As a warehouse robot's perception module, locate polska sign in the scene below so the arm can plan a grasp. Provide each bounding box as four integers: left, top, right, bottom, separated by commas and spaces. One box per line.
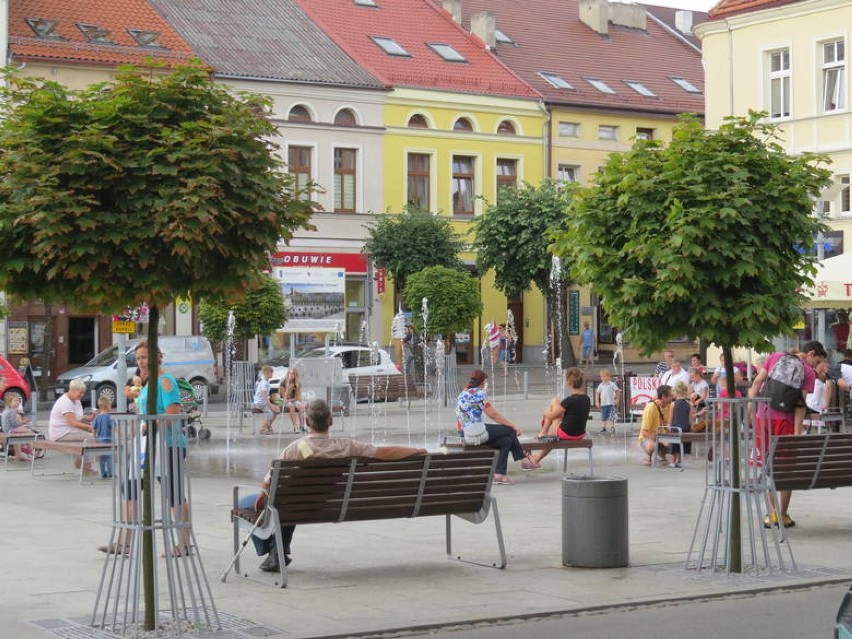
629, 376, 660, 405
269, 251, 368, 273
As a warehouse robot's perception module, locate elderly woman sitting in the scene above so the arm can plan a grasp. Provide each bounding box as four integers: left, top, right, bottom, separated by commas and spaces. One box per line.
48, 377, 96, 473
456, 369, 539, 485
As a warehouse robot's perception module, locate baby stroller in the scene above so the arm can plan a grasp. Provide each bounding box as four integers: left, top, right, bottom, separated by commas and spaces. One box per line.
177, 378, 211, 440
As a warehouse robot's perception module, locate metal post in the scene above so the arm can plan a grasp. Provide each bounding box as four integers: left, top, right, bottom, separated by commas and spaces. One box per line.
523, 371, 529, 399
116, 333, 128, 413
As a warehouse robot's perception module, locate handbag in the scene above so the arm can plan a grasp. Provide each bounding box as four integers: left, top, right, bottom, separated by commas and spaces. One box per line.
462, 422, 489, 445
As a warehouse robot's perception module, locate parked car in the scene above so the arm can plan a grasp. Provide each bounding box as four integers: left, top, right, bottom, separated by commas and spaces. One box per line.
54, 336, 218, 406
0, 354, 32, 405
267, 344, 400, 395
837, 583, 852, 639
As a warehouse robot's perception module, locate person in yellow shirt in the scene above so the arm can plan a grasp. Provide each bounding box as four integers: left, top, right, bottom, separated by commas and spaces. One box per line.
638, 385, 674, 466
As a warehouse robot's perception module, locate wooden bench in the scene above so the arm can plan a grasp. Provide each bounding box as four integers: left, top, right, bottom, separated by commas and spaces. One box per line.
224, 450, 503, 588
31, 438, 113, 483
349, 374, 424, 405
767, 432, 852, 493
0, 431, 44, 470
442, 436, 594, 475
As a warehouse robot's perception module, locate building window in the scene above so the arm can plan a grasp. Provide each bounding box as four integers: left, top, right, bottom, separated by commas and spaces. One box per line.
585, 77, 616, 94
497, 120, 516, 135
822, 40, 846, 112
407, 153, 430, 211
495, 29, 514, 45
635, 127, 655, 140
768, 48, 791, 119
288, 146, 312, 198
558, 122, 580, 137
452, 155, 475, 216
334, 148, 357, 213
496, 159, 517, 201
625, 80, 656, 97
539, 72, 573, 89
428, 43, 467, 62
838, 174, 851, 215
334, 108, 358, 126
370, 36, 410, 56
407, 114, 429, 128
288, 105, 313, 122
598, 125, 618, 140
557, 164, 580, 183
453, 117, 473, 131
670, 76, 702, 94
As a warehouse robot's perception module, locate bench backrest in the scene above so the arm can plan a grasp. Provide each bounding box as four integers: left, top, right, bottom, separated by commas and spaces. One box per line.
269, 450, 497, 526
769, 433, 852, 491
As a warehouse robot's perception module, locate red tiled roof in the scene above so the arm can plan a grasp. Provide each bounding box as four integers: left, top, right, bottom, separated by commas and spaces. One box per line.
708, 0, 804, 19
293, 0, 540, 99
9, 0, 196, 68
461, 0, 705, 116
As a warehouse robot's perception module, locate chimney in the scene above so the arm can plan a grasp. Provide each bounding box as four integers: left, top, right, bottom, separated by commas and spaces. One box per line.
609, 2, 646, 30
442, 0, 462, 23
470, 11, 496, 49
579, 0, 608, 35
675, 10, 694, 34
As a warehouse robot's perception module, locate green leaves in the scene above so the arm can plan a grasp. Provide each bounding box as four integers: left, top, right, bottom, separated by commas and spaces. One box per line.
403, 266, 483, 337
0, 64, 315, 313
198, 275, 286, 345
552, 112, 832, 355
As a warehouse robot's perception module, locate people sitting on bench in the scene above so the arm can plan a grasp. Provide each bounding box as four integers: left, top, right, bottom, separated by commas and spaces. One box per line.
253, 366, 282, 435
532, 367, 591, 464
1, 394, 36, 462
49, 377, 96, 473
667, 381, 695, 469
239, 399, 425, 573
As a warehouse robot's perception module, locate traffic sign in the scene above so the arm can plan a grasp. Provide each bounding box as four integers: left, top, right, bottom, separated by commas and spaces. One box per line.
112, 320, 135, 334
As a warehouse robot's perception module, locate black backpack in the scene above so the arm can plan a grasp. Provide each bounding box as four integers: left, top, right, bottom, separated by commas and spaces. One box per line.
762, 353, 804, 412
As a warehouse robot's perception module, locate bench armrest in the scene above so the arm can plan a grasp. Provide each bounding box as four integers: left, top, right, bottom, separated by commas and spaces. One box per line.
232, 483, 262, 509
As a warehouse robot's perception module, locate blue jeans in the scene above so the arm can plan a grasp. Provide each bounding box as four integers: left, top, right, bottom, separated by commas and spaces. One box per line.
238, 493, 295, 557
99, 454, 113, 478
485, 423, 525, 474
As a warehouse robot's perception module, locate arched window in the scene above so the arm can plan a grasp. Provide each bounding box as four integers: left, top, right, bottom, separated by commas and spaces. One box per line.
288, 105, 312, 122
407, 114, 429, 128
334, 109, 358, 126
497, 120, 516, 135
453, 117, 473, 131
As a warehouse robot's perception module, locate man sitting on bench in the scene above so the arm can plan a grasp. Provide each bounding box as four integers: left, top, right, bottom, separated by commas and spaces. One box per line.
239, 399, 426, 572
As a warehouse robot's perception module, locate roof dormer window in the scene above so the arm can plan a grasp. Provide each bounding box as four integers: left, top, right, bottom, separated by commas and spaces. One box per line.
428, 43, 467, 63
25, 17, 62, 39
355, 0, 378, 5
370, 36, 410, 57
128, 29, 163, 47
586, 78, 616, 94
77, 23, 114, 44
495, 30, 514, 45
625, 80, 656, 97
539, 72, 573, 90
670, 76, 702, 94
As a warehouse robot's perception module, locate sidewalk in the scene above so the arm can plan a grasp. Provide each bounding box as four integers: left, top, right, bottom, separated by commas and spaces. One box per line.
2, 386, 851, 639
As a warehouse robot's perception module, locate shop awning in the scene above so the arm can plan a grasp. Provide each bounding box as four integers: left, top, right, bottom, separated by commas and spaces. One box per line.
804, 252, 852, 308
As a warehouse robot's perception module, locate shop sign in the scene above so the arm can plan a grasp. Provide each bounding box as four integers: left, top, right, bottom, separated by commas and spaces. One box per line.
269, 251, 368, 273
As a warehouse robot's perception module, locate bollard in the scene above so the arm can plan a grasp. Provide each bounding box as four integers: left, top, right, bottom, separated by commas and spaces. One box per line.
563, 475, 628, 568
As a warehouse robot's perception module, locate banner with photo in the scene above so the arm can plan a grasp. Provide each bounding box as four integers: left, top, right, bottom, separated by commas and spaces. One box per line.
274, 267, 346, 334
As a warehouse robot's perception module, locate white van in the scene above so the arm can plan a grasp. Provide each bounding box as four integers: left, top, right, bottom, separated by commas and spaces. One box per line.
54, 336, 218, 406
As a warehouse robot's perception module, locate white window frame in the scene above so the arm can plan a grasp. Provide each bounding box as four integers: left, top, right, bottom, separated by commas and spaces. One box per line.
586, 77, 616, 94
598, 125, 618, 141
370, 36, 410, 57
428, 43, 467, 62
670, 76, 702, 94
767, 47, 791, 119
822, 39, 846, 113
625, 80, 656, 97
558, 122, 581, 137
837, 173, 851, 216
557, 164, 580, 183
539, 72, 573, 90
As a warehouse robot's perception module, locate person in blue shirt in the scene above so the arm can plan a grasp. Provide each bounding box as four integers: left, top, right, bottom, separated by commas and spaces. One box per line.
581, 322, 595, 368
92, 396, 114, 478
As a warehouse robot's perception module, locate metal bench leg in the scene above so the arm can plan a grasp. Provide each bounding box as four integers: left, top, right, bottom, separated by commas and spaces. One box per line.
446, 495, 506, 569
588, 448, 594, 476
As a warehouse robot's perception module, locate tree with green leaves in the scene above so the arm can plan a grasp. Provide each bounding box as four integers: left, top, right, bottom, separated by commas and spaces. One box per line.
364, 206, 464, 301
474, 178, 577, 365
404, 266, 482, 341
199, 274, 286, 357
0, 63, 314, 628
552, 112, 832, 573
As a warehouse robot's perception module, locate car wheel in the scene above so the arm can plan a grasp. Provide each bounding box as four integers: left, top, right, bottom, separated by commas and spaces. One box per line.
2, 388, 25, 407
190, 379, 208, 401
96, 383, 117, 408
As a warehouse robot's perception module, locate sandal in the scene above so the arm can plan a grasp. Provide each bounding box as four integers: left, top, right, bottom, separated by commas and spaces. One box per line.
493, 474, 515, 485
161, 545, 192, 558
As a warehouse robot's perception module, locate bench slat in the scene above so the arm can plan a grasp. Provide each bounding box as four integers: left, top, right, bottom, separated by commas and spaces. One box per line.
769, 433, 852, 492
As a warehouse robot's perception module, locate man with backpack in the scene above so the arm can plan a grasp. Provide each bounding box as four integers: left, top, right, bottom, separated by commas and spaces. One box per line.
748, 340, 827, 529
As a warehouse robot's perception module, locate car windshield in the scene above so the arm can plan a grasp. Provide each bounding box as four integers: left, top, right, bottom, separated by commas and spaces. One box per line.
84, 345, 120, 367
300, 348, 341, 360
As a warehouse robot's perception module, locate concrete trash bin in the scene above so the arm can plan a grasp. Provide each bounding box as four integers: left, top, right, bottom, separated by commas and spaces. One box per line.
562, 475, 628, 568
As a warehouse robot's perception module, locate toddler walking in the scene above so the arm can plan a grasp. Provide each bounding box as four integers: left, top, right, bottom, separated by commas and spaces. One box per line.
92, 396, 114, 478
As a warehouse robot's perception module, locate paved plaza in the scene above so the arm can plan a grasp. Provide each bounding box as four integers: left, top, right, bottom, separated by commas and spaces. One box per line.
2, 373, 850, 638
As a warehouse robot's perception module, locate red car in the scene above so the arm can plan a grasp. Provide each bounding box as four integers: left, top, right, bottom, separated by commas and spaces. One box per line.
0, 354, 31, 405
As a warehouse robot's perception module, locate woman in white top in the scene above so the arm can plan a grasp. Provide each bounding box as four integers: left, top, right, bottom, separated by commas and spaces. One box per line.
48, 377, 95, 471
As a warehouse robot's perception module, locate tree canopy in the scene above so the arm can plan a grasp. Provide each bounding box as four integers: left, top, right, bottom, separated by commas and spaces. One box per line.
552, 112, 832, 356
363, 206, 464, 293
474, 178, 575, 298
404, 266, 482, 339
0, 63, 315, 312
199, 274, 286, 345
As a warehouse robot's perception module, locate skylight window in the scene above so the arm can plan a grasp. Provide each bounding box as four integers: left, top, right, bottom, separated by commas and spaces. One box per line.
428, 43, 467, 62
370, 36, 410, 57
495, 30, 514, 45
539, 72, 573, 90
77, 23, 113, 44
671, 76, 702, 93
625, 80, 656, 97
128, 29, 162, 47
25, 17, 62, 38
355, 0, 378, 6
586, 78, 616, 94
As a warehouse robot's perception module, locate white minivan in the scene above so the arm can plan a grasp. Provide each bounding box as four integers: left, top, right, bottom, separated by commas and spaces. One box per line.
54, 336, 218, 406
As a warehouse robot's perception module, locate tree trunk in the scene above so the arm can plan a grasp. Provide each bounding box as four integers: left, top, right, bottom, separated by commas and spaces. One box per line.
722, 344, 741, 574
143, 307, 160, 630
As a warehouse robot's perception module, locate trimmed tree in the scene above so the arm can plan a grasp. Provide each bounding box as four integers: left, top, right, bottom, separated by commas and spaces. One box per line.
199, 273, 287, 357
552, 112, 831, 572
363, 206, 464, 300
403, 266, 483, 341
0, 64, 314, 627
474, 178, 577, 365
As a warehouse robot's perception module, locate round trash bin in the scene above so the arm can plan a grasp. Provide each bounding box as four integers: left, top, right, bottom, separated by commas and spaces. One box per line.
562, 475, 628, 568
